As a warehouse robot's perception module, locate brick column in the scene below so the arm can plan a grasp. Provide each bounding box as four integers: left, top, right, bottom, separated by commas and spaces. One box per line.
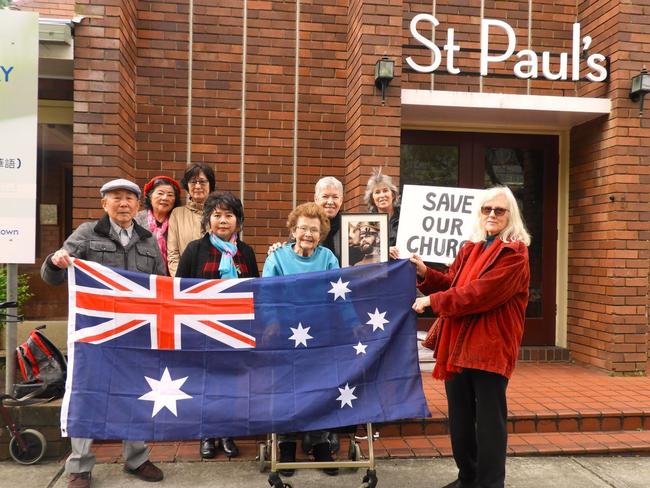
568, 0, 650, 374
345, 0, 403, 210
73, 1, 139, 225
136, 0, 190, 183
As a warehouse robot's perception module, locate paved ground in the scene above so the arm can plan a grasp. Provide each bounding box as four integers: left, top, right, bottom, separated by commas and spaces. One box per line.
3, 456, 650, 488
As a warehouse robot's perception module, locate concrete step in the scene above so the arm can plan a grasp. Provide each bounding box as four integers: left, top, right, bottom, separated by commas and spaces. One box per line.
374, 408, 650, 438
9, 399, 649, 464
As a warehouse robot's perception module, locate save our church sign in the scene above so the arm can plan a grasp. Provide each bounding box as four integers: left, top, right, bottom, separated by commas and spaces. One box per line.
396, 185, 485, 265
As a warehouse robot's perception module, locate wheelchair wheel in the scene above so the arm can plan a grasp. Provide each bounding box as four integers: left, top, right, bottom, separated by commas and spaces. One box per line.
347, 440, 362, 472
9, 429, 47, 465
348, 440, 362, 461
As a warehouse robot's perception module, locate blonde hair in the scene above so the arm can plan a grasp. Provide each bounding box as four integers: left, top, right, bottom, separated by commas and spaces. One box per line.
286, 202, 330, 243
468, 186, 531, 246
363, 167, 400, 212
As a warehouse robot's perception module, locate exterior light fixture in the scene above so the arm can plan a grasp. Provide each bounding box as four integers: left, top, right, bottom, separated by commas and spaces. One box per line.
374, 55, 394, 104
629, 67, 650, 116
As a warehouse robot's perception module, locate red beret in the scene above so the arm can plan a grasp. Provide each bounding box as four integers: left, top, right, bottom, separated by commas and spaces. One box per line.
142, 176, 181, 197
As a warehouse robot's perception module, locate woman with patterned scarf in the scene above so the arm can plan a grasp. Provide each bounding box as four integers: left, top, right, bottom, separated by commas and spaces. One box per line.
176, 191, 259, 460
411, 186, 531, 488
135, 175, 181, 274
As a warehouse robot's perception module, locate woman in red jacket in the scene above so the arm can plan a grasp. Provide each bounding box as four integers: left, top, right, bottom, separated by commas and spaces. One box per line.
411, 186, 530, 488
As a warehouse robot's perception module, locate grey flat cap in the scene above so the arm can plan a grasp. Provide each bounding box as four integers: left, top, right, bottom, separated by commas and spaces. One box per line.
100, 178, 141, 198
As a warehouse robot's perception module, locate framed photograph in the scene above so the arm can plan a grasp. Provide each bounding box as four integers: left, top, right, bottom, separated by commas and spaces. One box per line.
340, 213, 389, 268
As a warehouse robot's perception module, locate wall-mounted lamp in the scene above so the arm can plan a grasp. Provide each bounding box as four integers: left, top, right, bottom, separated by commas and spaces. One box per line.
629, 67, 650, 116
374, 56, 394, 104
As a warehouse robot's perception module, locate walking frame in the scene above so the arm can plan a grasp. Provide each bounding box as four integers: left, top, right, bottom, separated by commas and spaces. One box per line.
259, 422, 379, 488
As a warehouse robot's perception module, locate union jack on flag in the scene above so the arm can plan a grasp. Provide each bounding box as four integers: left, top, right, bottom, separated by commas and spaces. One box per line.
70, 258, 256, 350
62, 258, 430, 441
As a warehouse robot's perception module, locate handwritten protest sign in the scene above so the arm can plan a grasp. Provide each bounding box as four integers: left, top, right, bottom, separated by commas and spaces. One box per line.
396, 185, 485, 264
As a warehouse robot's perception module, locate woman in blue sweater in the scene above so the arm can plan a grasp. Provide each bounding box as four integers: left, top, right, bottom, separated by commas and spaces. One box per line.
262, 202, 339, 476
263, 202, 338, 276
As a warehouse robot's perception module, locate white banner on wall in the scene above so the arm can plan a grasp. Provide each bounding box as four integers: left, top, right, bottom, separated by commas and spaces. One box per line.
0, 10, 39, 263
396, 185, 485, 264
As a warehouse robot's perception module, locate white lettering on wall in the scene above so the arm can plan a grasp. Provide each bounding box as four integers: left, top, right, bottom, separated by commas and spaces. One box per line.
405, 14, 442, 73
480, 19, 516, 76
407, 14, 608, 82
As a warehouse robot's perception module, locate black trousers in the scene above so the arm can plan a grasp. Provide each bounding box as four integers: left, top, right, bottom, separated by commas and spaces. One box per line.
445, 368, 509, 488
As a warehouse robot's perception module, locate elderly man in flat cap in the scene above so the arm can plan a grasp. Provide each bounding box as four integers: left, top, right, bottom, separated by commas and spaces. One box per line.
41, 178, 165, 488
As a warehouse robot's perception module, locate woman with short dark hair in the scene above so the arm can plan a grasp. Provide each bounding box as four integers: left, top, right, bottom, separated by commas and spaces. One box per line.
176, 191, 258, 459
167, 163, 216, 276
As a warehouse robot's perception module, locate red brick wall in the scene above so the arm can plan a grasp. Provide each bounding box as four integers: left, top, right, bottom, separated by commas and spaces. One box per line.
135, 0, 189, 188
296, 0, 347, 204
12, 0, 75, 18
345, 0, 402, 209
72, 1, 139, 224
119, 0, 138, 180
568, 0, 650, 374
74, 0, 349, 250
240, 0, 348, 247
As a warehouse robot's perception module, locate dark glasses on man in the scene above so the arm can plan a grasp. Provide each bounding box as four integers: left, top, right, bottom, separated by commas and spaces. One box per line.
481, 206, 509, 217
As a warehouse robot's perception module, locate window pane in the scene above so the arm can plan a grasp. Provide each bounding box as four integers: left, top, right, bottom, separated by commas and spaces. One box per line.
485, 147, 544, 318
400, 144, 459, 190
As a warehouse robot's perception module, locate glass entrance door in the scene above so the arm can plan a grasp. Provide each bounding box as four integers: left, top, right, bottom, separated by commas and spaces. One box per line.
401, 131, 558, 346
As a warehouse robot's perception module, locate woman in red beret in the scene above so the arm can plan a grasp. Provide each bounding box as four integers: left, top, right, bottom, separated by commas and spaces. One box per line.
135, 175, 182, 275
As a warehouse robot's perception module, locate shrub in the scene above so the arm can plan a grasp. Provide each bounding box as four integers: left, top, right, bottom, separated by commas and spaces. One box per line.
0, 264, 33, 319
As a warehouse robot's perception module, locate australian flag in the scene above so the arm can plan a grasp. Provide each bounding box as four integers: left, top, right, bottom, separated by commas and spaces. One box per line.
61, 258, 431, 440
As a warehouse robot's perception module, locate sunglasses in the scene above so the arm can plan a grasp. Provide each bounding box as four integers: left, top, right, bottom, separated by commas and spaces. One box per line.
481, 206, 509, 217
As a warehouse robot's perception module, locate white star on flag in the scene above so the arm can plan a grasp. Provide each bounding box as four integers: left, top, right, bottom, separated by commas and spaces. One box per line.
138, 367, 192, 417
289, 322, 313, 348
337, 383, 357, 408
353, 342, 367, 355
328, 277, 351, 301
366, 308, 389, 331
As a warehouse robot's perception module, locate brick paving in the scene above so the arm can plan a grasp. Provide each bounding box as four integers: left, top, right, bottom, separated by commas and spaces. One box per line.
92, 362, 650, 463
